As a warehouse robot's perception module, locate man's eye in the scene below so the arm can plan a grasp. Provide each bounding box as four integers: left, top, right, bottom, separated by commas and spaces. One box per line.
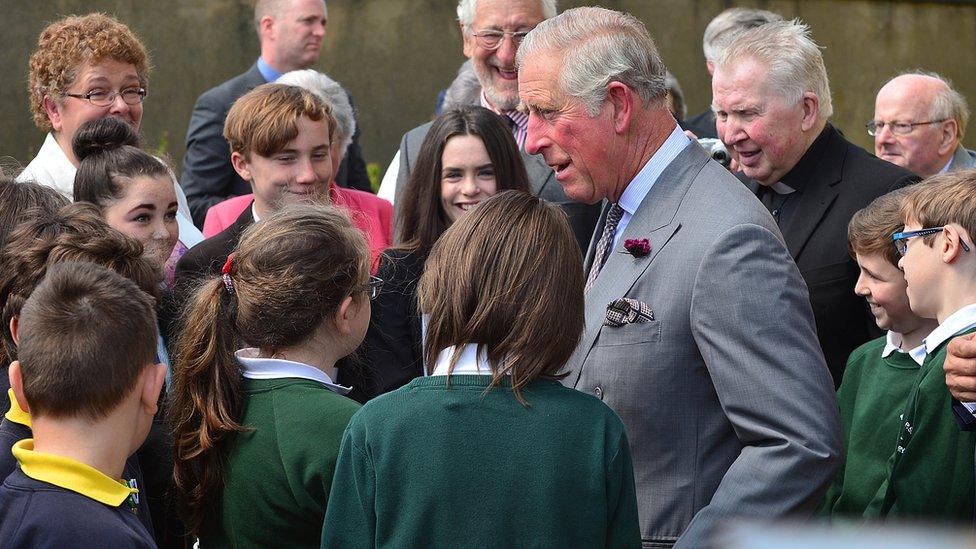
275, 156, 295, 162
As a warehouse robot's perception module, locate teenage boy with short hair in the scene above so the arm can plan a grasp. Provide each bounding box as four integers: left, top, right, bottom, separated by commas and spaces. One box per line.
864, 171, 976, 521
0, 262, 167, 547
820, 186, 938, 518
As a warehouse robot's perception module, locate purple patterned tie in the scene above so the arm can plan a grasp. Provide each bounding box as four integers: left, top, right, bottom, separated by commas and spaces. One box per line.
585, 203, 624, 293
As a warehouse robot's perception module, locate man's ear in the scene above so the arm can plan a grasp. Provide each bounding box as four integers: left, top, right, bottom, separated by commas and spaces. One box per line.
460, 23, 474, 59
42, 96, 62, 133
259, 15, 276, 41
332, 295, 355, 337
140, 363, 167, 416
230, 151, 252, 182
606, 82, 636, 134
9, 315, 20, 346
9, 361, 29, 414
938, 119, 959, 156
799, 92, 821, 132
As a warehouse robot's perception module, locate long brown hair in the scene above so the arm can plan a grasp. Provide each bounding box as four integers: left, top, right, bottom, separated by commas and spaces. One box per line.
417, 190, 584, 404
169, 205, 368, 536
397, 105, 530, 257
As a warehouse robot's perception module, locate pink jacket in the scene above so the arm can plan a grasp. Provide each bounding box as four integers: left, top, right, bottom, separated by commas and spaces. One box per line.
202, 183, 393, 272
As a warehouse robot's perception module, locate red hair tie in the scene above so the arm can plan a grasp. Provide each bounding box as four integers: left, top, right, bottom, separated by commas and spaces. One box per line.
221, 253, 236, 295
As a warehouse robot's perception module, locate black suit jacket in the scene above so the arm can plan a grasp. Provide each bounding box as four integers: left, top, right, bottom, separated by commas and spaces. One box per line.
180, 63, 371, 227
175, 206, 254, 300
743, 124, 919, 385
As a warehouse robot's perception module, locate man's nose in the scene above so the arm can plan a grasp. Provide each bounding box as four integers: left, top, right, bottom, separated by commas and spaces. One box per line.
525, 115, 546, 155
495, 34, 518, 66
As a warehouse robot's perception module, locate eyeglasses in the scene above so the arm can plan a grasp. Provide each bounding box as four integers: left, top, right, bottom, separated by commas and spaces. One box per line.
364, 276, 383, 300
468, 28, 530, 50
892, 226, 972, 255
865, 119, 947, 136
63, 87, 147, 107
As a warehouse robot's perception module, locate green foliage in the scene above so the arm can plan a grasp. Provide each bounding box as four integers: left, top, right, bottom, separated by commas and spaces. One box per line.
367, 162, 381, 193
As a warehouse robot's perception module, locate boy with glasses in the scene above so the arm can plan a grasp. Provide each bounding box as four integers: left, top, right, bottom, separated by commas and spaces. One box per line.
820, 187, 938, 518
863, 171, 976, 521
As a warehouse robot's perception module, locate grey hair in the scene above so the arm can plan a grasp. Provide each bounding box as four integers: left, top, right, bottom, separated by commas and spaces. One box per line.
516, 7, 668, 116
702, 7, 782, 65
895, 70, 970, 140
277, 69, 356, 156
442, 60, 482, 111
716, 20, 833, 119
456, 0, 557, 27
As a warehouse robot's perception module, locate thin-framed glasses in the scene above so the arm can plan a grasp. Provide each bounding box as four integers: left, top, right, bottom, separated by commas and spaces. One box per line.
892, 226, 972, 255
469, 29, 530, 50
364, 276, 383, 300
865, 119, 947, 136
63, 87, 147, 107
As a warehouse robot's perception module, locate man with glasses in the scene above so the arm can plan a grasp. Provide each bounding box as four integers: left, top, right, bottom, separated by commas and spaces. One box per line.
871, 72, 976, 178
380, 0, 600, 253
711, 21, 919, 385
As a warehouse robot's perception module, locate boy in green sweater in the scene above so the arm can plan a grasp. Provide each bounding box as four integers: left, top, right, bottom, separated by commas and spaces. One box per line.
863, 171, 976, 520
821, 187, 937, 518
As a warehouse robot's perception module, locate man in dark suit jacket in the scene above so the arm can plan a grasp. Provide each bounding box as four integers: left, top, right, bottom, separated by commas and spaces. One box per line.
382, 0, 600, 253
180, 0, 370, 227
712, 21, 919, 386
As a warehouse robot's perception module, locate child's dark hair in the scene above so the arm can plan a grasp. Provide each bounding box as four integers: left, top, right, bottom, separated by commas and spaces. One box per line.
17, 261, 157, 419
848, 186, 916, 268
0, 177, 69, 250
169, 205, 369, 536
72, 117, 171, 207
0, 202, 160, 366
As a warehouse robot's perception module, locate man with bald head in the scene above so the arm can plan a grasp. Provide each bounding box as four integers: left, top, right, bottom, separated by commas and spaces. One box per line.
180, 0, 370, 226
871, 72, 975, 177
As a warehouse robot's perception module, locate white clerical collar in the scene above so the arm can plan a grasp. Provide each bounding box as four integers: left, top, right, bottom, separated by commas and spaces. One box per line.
924, 303, 976, 355
429, 344, 495, 376
882, 331, 926, 366
769, 181, 796, 195
618, 124, 691, 217
235, 348, 350, 395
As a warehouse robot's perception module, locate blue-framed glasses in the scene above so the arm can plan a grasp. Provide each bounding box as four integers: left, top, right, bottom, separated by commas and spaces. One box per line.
892, 226, 972, 256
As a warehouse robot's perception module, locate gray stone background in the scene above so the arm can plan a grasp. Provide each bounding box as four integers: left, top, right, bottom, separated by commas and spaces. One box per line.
3, 0, 975, 182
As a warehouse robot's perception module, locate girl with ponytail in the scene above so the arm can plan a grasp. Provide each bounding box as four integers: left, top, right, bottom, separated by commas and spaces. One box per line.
169, 205, 370, 546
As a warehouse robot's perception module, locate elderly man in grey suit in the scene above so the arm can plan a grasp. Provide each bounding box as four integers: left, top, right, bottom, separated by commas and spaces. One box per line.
872, 72, 976, 177
380, 0, 600, 252
517, 8, 841, 548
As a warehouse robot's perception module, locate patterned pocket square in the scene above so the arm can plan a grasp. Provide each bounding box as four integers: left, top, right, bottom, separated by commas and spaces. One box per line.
604, 298, 655, 327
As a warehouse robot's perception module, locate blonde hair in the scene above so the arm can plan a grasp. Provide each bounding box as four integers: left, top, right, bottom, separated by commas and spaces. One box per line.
224, 83, 335, 159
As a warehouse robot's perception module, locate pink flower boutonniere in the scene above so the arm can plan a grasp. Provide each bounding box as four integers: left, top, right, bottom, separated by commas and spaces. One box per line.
622, 238, 651, 258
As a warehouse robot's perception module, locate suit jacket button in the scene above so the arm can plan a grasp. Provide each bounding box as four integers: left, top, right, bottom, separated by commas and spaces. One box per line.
594, 386, 604, 399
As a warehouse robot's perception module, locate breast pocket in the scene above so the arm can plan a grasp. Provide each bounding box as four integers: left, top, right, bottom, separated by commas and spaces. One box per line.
594, 320, 662, 347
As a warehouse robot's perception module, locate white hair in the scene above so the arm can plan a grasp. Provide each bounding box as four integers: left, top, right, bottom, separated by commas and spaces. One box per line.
277, 69, 356, 156
701, 7, 782, 65
716, 20, 833, 119
456, 0, 557, 27
516, 7, 668, 116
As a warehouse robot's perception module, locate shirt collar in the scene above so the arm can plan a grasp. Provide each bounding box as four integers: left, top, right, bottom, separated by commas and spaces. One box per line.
430, 344, 494, 376
256, 57, 282, 83
618, 124, 691, 216
939, 156, 953, 175
250, 202, 262, 223
479, 90, 528, 137
12, 439, 138, 507
924, 303, 976, 355
4, 389, 31, 428
882, 331, 926, 366
235, 348, 351, 395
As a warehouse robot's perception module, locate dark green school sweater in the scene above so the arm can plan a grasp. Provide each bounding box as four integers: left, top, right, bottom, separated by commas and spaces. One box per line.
320, 375, 641, 549
202, 378, 361, 548
863, 328, 976, 521
819, 335, 920, 518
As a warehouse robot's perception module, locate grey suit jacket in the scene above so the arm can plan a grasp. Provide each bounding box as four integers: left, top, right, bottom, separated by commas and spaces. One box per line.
393, 120, 601, 253
572, 143, 842, 548
950, 144, 976, 171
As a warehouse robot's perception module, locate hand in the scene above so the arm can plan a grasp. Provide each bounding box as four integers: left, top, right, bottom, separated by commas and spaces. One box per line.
945, 332, 976, 401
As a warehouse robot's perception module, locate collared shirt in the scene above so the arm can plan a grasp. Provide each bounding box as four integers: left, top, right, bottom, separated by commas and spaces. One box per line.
4, 389, 31, 428
480, 90, 528, 149
256, 57, 281, 83
881, 331, 926, 367
938, 158, 953, 175
922, 304, 976, 414
613, 124, 691, 249
235, 348, 351, 395
12, 439, 138, 507
429, 344, 495, 376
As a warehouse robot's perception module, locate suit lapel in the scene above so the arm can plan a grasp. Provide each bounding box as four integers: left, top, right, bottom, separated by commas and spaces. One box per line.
522, 151, 554, 196
571, 145, 707, 383
780, 129, 844, 260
